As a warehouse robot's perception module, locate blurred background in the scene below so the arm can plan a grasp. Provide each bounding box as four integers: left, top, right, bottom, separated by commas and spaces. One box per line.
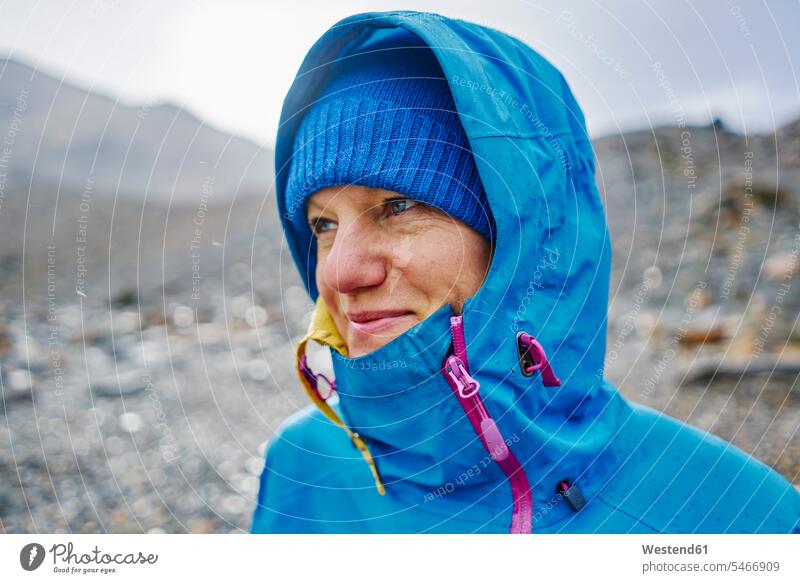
0, 0, 798, 533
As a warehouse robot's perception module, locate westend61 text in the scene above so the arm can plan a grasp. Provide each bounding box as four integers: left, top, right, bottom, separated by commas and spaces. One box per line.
642, 544, 708, 555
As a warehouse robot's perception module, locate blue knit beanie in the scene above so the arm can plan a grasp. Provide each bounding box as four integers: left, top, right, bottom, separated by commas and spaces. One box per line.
284, 40, 494, 240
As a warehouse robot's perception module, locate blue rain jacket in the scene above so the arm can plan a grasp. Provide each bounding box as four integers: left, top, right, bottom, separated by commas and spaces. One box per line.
252, 10, 800, 533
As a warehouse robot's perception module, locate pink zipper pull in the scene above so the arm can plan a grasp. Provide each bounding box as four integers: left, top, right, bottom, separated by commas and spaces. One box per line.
479, 417, 510, 462
444, 355, 480, 398
299, 354, 336, 400
517, 332, 561, 387
444, 355, 508, 461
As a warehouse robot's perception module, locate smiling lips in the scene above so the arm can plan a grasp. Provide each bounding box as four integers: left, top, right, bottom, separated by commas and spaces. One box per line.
346, 310, 415, 335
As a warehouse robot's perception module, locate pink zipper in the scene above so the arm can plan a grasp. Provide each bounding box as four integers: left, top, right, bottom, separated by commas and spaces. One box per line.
441, 315, 533, 534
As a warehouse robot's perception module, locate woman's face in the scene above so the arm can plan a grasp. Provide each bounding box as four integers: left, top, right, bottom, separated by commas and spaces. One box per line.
307, 185, 492, 357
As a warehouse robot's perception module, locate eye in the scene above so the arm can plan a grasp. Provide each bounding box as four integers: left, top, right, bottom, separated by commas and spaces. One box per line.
308, 217, 336, 236
386, 197, 421, 215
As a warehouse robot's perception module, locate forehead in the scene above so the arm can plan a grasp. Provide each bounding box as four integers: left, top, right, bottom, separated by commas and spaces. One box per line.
306, 185, 406, 214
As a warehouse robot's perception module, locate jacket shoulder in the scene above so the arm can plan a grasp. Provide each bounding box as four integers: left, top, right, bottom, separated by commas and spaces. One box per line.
250, 404, 375, 533
599, 402, 800, 533
271, 403, 353, 455
258, 403, 371, 491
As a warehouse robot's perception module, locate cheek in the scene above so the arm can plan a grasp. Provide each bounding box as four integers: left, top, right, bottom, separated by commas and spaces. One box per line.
315, 252, 337, 307
402, 228, 478, 297
436, 229, 491, 298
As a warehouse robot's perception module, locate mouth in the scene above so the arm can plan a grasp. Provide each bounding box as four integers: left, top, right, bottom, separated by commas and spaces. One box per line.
346, 310, 416, 336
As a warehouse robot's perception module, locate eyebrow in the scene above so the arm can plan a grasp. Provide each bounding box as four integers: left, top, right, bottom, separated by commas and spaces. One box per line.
306, 190, 406, 218
305, 200, 327, 220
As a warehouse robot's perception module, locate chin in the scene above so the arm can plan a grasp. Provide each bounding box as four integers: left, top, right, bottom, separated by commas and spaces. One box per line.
348, 326, 412, 357
348, 337, 394, 358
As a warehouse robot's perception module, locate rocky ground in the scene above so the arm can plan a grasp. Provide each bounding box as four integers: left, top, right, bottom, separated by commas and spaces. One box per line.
1, 119, 798, 533
0, 302, 306, 533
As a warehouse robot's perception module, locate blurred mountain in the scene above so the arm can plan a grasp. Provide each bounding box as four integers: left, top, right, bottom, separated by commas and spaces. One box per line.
0, 56, 273, 200
0, 56, 293, 310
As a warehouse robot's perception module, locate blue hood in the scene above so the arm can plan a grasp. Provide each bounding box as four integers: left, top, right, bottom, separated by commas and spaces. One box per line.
274, 9, 625, 527
259, 10, 800, 533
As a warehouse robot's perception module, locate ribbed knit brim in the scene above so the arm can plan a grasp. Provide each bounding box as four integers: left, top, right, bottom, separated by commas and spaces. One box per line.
283, 41, 494, 241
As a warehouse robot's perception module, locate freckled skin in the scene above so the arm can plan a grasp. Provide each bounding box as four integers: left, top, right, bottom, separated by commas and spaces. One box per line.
307, 185, 493, 357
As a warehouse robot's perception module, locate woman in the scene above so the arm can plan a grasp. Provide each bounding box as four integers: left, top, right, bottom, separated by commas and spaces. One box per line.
251, 10, 800, 533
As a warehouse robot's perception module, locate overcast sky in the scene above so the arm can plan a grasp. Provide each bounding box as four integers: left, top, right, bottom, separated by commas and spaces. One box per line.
1, 0, 798, 147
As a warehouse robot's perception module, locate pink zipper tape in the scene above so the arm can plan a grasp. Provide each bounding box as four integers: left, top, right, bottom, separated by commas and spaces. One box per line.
442, 315, 533, 534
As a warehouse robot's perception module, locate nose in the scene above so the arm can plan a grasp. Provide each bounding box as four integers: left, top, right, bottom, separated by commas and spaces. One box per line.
322, 219, 387, 294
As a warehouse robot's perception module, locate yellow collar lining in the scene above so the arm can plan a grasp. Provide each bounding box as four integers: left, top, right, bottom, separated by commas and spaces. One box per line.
294, 296, 385, 495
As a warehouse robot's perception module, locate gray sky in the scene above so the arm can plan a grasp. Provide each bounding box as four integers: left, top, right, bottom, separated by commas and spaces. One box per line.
1, 0, 798, 147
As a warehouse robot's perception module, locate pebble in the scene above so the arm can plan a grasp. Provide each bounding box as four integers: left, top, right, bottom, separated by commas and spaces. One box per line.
118, 412, 143, 433
173, 305, 195, 328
